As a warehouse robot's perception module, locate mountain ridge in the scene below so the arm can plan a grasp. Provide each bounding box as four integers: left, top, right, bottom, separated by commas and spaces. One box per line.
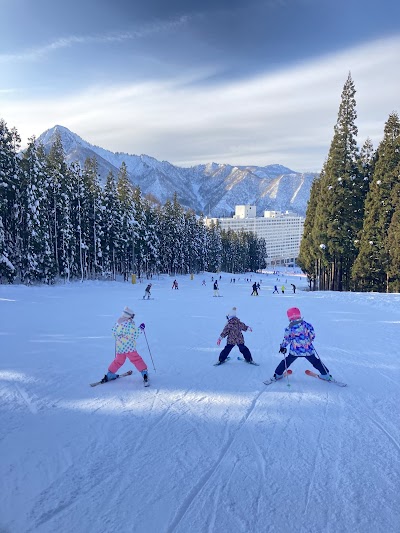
37, 125, 317, 216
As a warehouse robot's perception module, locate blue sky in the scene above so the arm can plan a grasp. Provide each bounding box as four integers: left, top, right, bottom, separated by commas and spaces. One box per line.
1, 0, 400, 171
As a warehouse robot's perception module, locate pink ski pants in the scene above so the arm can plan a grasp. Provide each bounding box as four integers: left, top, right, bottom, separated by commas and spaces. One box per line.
108, 351, 147, 373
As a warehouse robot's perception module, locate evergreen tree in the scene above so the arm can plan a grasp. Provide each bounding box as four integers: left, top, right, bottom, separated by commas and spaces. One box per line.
297, 176, 322, 289
20, 138, 54, 283
80, 157, 103, 279
0, 120, 21, 281
352, 113, 400, 291
311, 73, 362, 290
387, 163, 400, 292
206, 221, 222, 273
46, 131, 72, 278
102, 170, 120, 279
116, 162, 135, 280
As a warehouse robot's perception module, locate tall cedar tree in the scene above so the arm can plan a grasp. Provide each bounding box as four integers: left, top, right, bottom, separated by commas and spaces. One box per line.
297, 175, 322, 289
20, 139, 54, 283
311, 73, 362, 290
387, 161, 400, 291
116, 162, 136, 280
0, 120, 20, 280
352, 112, 400, 291
101, 170, 120, 279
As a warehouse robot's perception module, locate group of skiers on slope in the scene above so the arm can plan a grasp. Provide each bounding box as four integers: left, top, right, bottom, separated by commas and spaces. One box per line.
215, 305, 331, 380
100, 302, 332, 386
273, 284, 296, 294
251, 282, 261, 296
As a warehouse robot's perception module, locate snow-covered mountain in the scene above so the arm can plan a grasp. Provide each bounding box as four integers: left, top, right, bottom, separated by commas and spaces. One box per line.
37, 125, 318, 216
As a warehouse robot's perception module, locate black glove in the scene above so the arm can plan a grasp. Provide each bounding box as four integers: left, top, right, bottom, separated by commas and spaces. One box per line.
279, 346, 287, 354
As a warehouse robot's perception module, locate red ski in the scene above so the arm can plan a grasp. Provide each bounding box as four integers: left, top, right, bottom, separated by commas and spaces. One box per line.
305, 369, 347, 387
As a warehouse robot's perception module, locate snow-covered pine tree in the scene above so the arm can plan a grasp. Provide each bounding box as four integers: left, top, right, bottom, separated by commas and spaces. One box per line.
0, 119, 21, 282
80, 157, 103, 279
297, 176, 322, 290
20, 138, 54, 283
101, 170, 120, 280
352, 112, 400, 291
311, 73, 361, 291
116, 162, 135, 281
206, 220, 222, 273
46, 131, 73, 278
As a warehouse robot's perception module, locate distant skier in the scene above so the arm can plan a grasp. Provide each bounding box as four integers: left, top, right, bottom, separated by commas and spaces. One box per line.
272, 285, 279, 294
202, 280, 206, 286
251, 282, 258, 296
272, 307, 331, 381
213, 280, 220, 297
101, 306, 149, 386
216, 307, 254, 365
291, 283, 296, 294
143, 283, 152, 299
172, 280, 178, 290
281, 285, 285, 294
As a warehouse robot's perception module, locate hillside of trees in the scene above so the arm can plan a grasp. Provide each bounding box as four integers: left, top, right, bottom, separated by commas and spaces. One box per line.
298, 73, 400, 293
0, 123, 267, 284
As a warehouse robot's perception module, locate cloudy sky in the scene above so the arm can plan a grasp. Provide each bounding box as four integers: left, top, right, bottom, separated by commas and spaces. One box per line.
1, 0, 400, 172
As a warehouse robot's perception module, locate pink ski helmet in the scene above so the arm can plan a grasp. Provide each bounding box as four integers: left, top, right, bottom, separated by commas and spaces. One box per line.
287, 307, 301, 321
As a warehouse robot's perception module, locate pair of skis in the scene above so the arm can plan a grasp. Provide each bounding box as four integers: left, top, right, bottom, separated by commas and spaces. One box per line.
214, 356, 259, 366
90, 370, 150, 388
263, 369, 347, 387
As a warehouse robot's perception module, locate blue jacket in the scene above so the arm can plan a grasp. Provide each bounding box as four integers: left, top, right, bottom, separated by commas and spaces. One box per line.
280, 319, 315, 357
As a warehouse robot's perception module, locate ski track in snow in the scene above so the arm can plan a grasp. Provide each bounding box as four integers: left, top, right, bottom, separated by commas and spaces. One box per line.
166, 387, 265, 533
303, 390, 329, 516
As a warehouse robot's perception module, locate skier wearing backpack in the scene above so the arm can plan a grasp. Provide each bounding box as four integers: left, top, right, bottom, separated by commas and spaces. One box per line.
101, 306, 149, 386
215, 307, 255, 365
273, 307, 331, 380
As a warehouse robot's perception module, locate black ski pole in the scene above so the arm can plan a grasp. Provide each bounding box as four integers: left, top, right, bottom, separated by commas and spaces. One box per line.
282, 349, 291, 388
313, 346, 330, 375
143, 330, 156, 372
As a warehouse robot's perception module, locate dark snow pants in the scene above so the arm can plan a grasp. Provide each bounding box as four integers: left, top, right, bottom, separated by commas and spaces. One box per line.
219, 343, 252, 363
274, 353, 329, 376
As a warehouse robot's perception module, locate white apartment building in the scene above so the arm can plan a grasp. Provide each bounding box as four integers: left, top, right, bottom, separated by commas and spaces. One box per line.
206, 205, 305, 265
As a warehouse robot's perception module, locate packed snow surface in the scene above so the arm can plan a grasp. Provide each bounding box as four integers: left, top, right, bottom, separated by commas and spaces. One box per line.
1, 270, 399, 533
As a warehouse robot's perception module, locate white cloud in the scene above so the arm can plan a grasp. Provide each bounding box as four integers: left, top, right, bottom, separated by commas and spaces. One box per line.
3, 35, 400, 172
0, 16, 190, 63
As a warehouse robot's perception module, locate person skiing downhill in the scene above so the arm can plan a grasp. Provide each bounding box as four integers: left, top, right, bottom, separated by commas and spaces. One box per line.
251, 282, 258, 296
101, 306, 149, 385
216, 307, 254, 364
273, 307, 331, 380
213, 280, 220, 297
143, 283, 152, 299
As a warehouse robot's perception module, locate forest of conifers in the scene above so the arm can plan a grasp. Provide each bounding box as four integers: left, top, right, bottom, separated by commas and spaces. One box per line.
0, 120, 267, 284
298, 74, 400, 292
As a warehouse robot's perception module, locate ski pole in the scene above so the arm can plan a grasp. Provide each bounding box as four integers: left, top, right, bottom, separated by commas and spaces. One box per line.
282, 348, 291, 388
313, 346, 330, 376
143, 330, 156, 372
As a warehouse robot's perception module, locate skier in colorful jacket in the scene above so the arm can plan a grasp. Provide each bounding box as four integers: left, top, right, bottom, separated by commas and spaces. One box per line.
102, 306, 149, 384
216, 307, 253, 363
274, 307, 331, 380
